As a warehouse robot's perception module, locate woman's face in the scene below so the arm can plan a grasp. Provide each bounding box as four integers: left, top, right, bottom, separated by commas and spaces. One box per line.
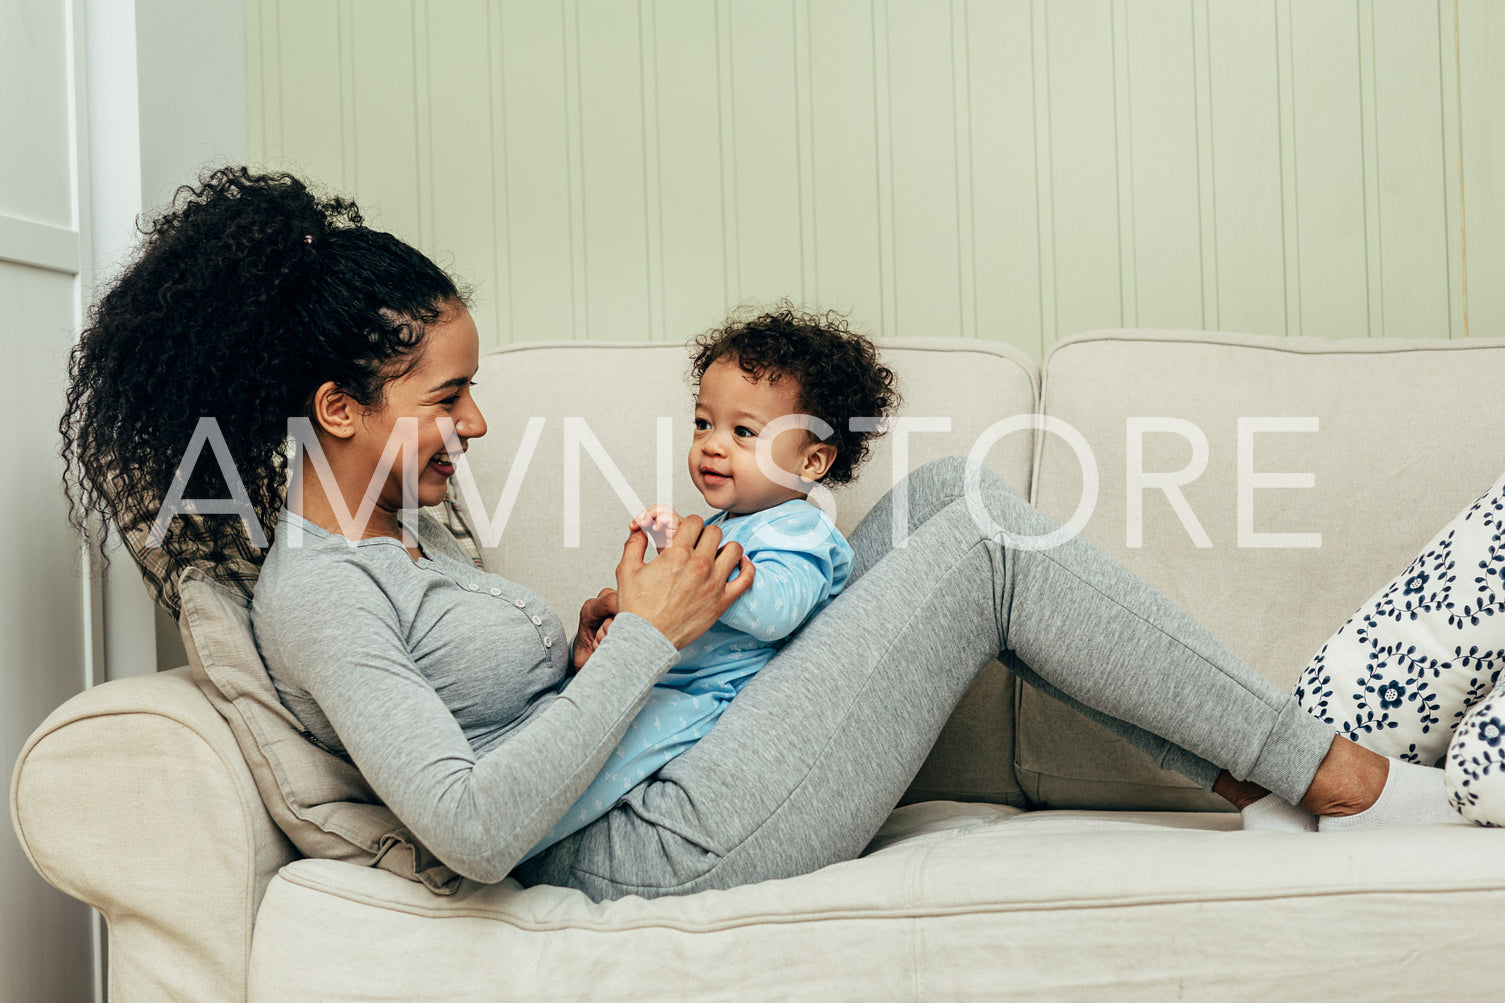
351, 304, 488, 518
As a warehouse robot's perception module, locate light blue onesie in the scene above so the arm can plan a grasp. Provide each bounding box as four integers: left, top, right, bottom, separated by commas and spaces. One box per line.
523, 499, 853, 860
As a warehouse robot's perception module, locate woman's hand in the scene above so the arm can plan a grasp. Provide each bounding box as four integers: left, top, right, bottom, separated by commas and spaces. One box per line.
571, 587, 618, 672
615, 515, 755, 649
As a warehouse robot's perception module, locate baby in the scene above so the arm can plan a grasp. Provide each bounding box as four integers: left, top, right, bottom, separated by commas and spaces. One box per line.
523, 305, 899, 860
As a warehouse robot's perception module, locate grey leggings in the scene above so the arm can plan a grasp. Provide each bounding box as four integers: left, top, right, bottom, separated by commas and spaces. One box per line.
516, 457, 1335, 900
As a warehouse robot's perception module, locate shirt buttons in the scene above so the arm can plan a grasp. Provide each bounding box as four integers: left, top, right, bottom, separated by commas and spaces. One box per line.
543, 636, 553, 648
531, 615, 543, 626
466, 583, 480, 592
513, 599, 527, 609
490, 588, 503, 597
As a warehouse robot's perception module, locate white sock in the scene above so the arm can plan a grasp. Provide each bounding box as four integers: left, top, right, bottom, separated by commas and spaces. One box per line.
1318, 759, 1470, 831
1241, 793, 1317, 832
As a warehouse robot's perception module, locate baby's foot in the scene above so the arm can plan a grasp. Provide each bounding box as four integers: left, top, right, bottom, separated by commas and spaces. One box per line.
1318, 759, 1469, 831
1444, 680, 1505, 826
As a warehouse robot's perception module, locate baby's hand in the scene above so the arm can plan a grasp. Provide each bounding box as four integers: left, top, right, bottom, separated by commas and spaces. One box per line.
630, 505, 682, 551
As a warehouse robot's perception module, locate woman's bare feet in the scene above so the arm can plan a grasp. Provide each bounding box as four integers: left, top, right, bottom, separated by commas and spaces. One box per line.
1218, 737, 1386, 816
1213, 772, 1270, 811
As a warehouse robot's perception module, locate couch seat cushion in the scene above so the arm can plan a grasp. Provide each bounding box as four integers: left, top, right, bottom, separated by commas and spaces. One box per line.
249, 802, 1505, 1000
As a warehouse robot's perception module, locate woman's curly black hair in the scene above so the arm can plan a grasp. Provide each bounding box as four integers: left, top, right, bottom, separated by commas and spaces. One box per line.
689, 303, 900, 486
60, 166, 467, 612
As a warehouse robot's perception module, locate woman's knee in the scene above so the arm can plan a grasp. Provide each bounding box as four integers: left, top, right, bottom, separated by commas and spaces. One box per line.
903, 455, 1016, 507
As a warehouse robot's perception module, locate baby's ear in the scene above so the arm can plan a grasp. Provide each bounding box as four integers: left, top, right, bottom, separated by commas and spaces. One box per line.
802, 442, 837, 483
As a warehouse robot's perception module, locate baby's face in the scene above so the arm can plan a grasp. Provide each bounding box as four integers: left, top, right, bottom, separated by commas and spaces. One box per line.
689, 358, 826, 515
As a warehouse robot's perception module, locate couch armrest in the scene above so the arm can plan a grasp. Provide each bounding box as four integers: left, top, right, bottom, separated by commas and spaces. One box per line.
10, 666, 297, 1001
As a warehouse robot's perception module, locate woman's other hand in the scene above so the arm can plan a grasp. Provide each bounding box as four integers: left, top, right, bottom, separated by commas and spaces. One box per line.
615, 515, 754, 649
572, 587, 618, 671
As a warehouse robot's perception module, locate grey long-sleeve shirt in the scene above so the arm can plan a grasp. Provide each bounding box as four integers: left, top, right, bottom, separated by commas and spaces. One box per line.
250, 510, 679, 882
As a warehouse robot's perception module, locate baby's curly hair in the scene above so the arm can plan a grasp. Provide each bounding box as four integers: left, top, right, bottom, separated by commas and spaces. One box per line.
689, 303, 900, 486
60, 166, 466, 613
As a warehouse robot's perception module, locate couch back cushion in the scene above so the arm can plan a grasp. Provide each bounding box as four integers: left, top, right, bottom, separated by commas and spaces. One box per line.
1023, 330, 1505, 809
463, 338, 1039, 806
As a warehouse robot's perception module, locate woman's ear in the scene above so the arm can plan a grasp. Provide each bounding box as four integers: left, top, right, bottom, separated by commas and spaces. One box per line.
800, 442, 837, 483
311, 381, 359, 439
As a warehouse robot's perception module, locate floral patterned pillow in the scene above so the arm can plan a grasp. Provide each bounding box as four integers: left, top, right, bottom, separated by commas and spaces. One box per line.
1294, 470, 1505, 768
1446, 681, 1505, 824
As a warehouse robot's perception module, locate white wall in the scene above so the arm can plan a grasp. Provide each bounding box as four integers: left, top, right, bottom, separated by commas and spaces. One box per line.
3, 0, 246, 998
1, 2, 98, 998
248, 0, 1501, 358
87, 0, 248, 680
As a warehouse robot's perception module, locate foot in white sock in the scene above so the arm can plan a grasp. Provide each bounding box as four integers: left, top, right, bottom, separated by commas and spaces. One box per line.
1241, 793, 1317, 832
1318, 759, 1470, 831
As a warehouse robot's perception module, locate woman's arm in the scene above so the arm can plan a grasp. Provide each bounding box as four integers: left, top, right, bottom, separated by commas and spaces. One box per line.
259, 566, 678, 883
258, 517, 753, 883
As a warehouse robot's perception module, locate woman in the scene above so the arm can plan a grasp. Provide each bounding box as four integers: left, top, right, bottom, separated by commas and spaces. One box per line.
61, 168, 1447, 902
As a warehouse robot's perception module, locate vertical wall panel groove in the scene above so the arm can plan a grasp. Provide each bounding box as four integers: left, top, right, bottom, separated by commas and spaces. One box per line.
1438, 0, 1464, 339
871, 0, 894, 335
640, 0, 663, 340
954, 0, 977, 340
246, 1, 1495, 354
794, 0, 815, 303
1111, 0, 1135, 327
337, 0, 356, 190
486, 0, 508, 345
796, 0, 808, 303
1276, 0, 1301, 336
1357, 0, 1381, 337
266, 0, 282, 157
563, 0, 586, 338
246, 0, 264, 162
1191, 0, 1218, 330
413, 0, 432, 252
1032, 0, 1056, 351
715, 0, 738, 308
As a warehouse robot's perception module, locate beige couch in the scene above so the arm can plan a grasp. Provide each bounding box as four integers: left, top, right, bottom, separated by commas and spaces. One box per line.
13, 330, 1505, 1000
